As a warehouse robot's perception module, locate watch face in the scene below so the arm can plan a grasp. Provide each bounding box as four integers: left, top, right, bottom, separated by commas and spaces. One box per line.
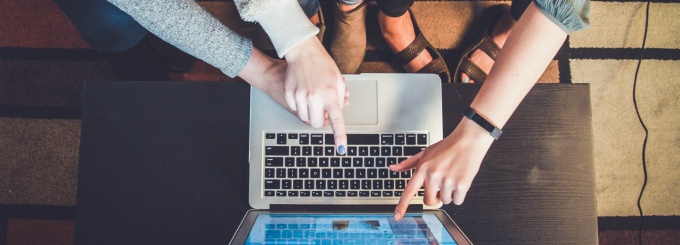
463, 107, 501, 140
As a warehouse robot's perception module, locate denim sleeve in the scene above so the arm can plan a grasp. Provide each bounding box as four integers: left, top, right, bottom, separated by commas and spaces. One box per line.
534, 0, 590, 33
107, 0, 253, 78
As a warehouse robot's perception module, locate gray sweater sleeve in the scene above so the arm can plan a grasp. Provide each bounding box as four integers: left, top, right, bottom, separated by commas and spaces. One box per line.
107, 0, 252, 78
234, 0, 318, 58
534, 0, 590, 34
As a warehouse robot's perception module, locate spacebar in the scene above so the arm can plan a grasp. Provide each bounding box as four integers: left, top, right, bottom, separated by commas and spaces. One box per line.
346, 134, 380, 145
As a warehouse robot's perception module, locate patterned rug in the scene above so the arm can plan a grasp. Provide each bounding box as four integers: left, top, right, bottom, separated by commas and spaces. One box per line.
1, 0, 679, 244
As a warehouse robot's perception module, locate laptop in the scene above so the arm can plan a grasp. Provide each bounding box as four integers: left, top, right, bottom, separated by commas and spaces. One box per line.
231, 74, 471, 244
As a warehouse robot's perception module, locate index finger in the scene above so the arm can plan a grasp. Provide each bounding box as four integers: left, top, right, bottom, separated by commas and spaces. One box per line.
337, 76, 347, 109
394, 171, 425, 221
325, 103, 347, 155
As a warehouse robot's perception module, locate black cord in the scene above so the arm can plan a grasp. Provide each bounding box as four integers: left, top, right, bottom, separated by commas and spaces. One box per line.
634, 1, 651, 244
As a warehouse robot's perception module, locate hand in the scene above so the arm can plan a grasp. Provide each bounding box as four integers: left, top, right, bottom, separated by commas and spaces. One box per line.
284, 36, 348, 154
238, 48, 293, 110
391, 118, 495, 220
238, 48, 349, 126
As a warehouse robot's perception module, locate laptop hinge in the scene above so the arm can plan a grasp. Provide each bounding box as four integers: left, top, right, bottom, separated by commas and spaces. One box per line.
270, 204, 423, 212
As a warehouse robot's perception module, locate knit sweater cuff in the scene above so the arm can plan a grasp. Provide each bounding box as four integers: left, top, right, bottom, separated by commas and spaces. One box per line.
534, 0, 590, 34
253, 0, 319, 58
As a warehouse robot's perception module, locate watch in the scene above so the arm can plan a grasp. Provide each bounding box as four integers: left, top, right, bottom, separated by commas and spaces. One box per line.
463, 107, 502, 140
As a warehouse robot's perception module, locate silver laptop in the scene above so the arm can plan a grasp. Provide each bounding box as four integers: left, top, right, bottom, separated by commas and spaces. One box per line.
237, 74, 473, 245
249, 73, 443, 209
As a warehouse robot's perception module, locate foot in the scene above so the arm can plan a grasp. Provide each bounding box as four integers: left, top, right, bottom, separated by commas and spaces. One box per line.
309, 12, 320, 26
460, 11, 515, 83
378, 10, 432, 73
329, 0, 367, 74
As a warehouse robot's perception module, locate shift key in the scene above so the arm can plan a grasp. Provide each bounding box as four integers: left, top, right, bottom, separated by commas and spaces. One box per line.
264, 180, 280, 189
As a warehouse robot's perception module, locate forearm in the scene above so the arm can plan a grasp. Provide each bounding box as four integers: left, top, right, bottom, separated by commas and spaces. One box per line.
107, 0, 252, 77
238, 48, 291, 112
470, 2, 567, 129
239, 48, 281, 94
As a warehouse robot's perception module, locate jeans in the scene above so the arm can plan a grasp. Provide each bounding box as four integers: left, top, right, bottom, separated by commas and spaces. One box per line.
298, 0, 369, 18
299, 0, 415, 18
52, 0, 147, 52
376, 0, 414, 17
298, 0, 320, 18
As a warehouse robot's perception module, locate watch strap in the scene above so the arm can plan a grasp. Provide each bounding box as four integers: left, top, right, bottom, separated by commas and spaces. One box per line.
463, 107, 502, 140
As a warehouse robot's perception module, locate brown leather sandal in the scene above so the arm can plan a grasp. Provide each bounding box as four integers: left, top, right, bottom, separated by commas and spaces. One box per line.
454, 4, 509, 83
393, 9, 451, 83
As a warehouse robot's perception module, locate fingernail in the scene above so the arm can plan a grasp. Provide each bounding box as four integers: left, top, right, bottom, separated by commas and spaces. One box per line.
463, 77, 469, 83
337, 145, 346, 155
394, 212, 400, 220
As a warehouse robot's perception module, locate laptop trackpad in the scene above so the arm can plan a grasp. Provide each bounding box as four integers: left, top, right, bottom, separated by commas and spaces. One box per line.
343, 80, 378, 125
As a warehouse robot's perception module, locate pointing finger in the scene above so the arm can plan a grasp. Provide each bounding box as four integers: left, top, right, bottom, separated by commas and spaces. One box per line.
394, 171, 425, 221
389, 151, 423, 172
325, 103, 347, 155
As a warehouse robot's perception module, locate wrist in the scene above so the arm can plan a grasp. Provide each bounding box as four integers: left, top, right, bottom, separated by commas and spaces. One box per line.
238, 48, 282, 87
284, 37, 321, 61
252, 0, 319, 58
451, 117, 496, 147
463, 107, 503, 140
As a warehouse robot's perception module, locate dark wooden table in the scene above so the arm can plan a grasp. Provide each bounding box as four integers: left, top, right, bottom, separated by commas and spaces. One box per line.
76, 81, 597, 244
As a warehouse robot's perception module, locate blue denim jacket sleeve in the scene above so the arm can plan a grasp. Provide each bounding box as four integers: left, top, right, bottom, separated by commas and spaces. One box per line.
534, 0, 591, 33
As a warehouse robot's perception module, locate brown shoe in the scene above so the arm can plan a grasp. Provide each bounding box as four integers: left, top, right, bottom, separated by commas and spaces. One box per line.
329, 2, 367, 74
315, 6, 326, 42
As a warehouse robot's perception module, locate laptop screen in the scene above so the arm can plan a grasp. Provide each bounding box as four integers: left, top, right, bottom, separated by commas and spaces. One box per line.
244, 213, 458, 244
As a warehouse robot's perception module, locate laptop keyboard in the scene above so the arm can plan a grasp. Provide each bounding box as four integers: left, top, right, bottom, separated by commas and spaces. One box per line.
263, 132, 426, 198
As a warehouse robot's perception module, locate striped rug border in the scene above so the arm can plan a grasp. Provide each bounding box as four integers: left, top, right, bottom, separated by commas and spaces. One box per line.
0, 48, 106, 61
0, 106, 82, 120
0, 205, 6, 245
570, 48, 680, 60
599, 216, 680, 231
0, 204, 76, 245
3, 204, 680, 230
558, 37, 572, 83
3, 47, 679, 62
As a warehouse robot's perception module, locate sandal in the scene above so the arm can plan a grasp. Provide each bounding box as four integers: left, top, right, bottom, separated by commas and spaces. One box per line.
454, 4, 510, 83
393, 9, 451, 83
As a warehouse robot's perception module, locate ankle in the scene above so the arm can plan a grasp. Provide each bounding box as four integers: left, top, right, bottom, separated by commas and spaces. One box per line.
378, 11, 411, 38
338, 0, 364, 13
378, 11, 406, 36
